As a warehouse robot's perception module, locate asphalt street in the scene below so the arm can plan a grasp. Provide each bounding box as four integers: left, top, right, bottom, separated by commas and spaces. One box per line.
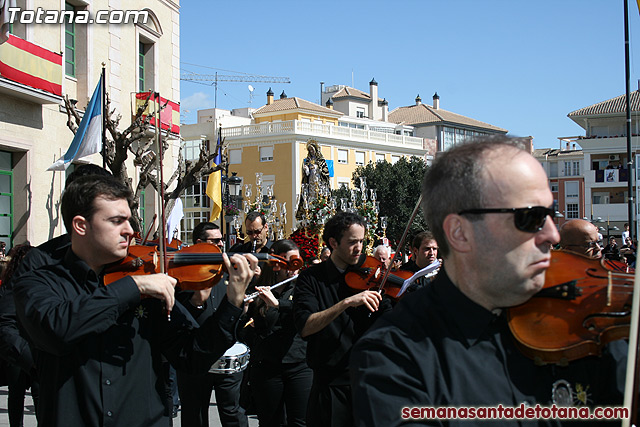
0, 386, 259, 427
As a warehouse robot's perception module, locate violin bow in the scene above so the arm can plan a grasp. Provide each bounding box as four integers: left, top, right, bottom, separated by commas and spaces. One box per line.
154, 92, 171, 321
622, 260, 640, 426
375, 194, 423, 295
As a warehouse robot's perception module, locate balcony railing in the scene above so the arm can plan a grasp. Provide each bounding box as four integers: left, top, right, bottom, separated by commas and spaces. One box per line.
585, 169, 629, 185
221, 120, 427, 149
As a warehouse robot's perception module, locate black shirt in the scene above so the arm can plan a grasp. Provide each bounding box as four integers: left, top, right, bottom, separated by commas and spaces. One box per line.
293, 259, 387, 383
350, 269, 625, 426
13, 248, 242, 427
249, 279, 306, 365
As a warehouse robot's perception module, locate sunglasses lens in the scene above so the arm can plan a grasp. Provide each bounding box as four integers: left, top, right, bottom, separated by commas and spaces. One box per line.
514, 207, 548, 233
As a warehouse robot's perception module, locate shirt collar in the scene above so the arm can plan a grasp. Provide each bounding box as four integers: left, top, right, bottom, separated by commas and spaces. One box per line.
62, 247, 101, 289
434, 270, 503, 347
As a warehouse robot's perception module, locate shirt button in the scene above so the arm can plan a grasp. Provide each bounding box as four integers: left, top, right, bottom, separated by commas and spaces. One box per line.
105, 379, 111, 385
230, 316, 235, 321
107, 411, 113, 417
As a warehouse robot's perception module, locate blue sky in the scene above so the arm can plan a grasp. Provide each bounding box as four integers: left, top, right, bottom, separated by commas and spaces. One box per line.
180, 0, 640, 149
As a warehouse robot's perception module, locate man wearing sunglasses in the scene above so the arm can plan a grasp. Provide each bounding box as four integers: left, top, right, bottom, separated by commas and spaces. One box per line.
350, 137, 625, 426
230, 211, 272, 255
559, 219, 602, 258
176, 221, 248, 427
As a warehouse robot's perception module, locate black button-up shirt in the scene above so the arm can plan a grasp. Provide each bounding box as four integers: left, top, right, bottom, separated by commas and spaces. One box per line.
350, 270, 625, 426
293, 259, 387, 383
14, 249, 242, 427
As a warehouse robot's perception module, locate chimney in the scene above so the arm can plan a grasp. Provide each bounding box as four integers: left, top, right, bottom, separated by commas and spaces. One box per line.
433, 92, 440, 110
266, 88, 274, 105
369, 78, 378, 119
415, 94, 422, 106
320, 81, 324, 105
382, 98, 388, 121
280, 90, 287, 99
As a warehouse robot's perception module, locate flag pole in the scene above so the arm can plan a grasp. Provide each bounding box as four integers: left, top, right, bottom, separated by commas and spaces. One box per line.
101, 63, 106, 169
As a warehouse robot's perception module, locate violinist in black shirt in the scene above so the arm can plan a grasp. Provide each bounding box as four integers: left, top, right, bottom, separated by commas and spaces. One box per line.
293, 211, 389, 427
350, 137, 625, 426
13, 175, 257, 427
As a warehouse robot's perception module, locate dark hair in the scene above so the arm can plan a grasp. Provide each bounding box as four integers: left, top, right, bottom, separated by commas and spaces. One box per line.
2, 243, 33, 285
270, 239, 300, 256
412, 231, 435, 249
322, 211, 366, 247
65, 164, 111, 188
245, 211, 267, 227
61, 175, 132, 231
192, 221, 220, 244
421, 136, 526, 257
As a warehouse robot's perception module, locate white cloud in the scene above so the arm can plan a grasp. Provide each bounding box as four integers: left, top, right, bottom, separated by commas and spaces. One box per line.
181, 91, 214, 122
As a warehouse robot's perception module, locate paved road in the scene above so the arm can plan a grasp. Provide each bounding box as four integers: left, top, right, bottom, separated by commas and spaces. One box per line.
0, 386, 259, 427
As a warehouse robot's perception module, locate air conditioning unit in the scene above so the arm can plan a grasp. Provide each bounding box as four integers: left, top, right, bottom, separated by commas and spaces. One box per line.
609, 154, 620, 161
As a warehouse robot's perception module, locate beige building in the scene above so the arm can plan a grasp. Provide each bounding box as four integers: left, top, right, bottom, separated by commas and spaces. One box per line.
0, 0, 180, 247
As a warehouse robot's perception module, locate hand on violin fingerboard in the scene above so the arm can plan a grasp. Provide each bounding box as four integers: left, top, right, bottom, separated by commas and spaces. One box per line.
224, 253, 259, 308
344, 290, 382, 313
131, 274, 177, 312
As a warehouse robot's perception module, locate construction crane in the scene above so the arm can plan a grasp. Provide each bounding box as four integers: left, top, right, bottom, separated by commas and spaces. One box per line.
181, 71, 291, 108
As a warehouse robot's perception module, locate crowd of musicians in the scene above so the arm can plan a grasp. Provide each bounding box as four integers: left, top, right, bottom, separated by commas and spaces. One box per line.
0, 135, 634, 426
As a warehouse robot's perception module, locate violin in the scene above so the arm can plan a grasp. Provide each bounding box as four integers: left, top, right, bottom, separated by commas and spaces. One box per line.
103, 243, 304, 291
345, 255, 413, 300
507, 249, 634, 366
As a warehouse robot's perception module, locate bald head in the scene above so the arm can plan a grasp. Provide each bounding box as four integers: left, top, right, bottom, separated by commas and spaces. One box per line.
560, 219, 601, 258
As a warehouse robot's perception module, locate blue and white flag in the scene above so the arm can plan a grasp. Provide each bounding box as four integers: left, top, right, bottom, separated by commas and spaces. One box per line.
48, 78, 103, 171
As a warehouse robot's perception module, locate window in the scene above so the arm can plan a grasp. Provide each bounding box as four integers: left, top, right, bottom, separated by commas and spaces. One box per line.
138, 38, 155, 92
181, 211, 210, 244
229, 149, 242, 164
338, 149, 348, 164
549, 162, 558, 178
138, 41, 145, 91
0, 152, 12, 249
355, 151, 365, 166
376, 153, 385, 162
64, 2, 76, 77
182, 177, 210, 209
356, 107, 365, 118
550, 183, 558, 192
565, 181, 579, 198
260, 146, 273, 162
566, 203, 579, 219
391, 155, 400, 164
182, 139, 209, 162
337, 179, 350, 189
572, 161, 580, 176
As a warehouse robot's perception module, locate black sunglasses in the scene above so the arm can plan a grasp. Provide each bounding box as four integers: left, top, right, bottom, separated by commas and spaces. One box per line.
458, 206, 556, 233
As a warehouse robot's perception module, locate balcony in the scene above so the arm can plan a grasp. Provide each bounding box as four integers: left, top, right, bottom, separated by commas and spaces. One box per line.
585, 169, 629, 187
220, 120, 427, 151
0, 34, 62, 104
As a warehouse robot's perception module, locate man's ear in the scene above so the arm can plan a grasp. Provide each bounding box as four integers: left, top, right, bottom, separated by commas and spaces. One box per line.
442, 213, 474, 254
328, 237, 338, 251
72, 215, 89, 236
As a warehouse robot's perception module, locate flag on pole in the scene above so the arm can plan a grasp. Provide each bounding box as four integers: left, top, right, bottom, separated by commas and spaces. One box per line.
205, 134, 223, 222
48, 78, 103, 171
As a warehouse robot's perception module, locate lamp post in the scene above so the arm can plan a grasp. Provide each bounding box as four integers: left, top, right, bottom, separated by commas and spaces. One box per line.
223, 171, 242, 250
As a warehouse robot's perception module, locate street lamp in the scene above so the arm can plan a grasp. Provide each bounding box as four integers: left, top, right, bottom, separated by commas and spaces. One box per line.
223, 172, 242, 249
